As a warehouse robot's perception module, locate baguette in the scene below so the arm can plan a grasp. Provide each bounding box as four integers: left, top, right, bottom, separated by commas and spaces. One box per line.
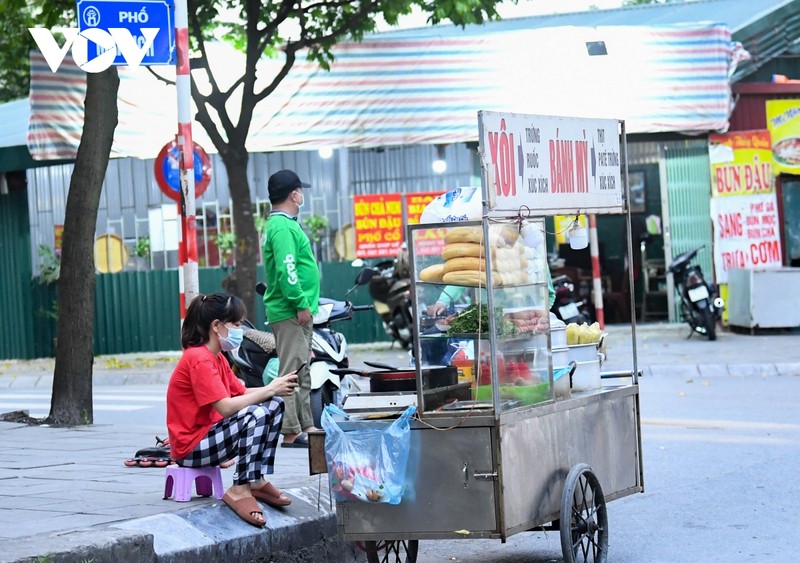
444, 226, 483, 244
442, 242, 485, 261
443, 256, 486, 274
419, 263, 445, 282
442, 270, 487, 286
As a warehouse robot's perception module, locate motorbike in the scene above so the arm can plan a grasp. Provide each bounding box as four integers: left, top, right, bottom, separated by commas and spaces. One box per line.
667, 246, 724, 340
224, 280, 373, 428
364, 254, 414, 349
550, 274, 592, 324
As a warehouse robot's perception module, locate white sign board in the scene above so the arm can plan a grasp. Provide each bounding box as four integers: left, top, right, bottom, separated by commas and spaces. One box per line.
709, 193, 783, 284
478, 111, 624, 215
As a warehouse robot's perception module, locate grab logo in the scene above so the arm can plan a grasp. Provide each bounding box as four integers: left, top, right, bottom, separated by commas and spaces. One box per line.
29, 27, 160, 73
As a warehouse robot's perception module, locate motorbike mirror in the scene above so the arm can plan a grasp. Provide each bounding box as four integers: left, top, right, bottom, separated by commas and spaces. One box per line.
354, 267, 378, 286
255, 282, 267, 296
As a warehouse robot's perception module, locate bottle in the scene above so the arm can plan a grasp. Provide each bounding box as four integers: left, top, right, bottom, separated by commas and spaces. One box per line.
450, 341, 474, 384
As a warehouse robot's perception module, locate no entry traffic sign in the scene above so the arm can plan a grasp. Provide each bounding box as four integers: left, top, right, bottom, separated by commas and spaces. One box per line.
154, 139, 212, 202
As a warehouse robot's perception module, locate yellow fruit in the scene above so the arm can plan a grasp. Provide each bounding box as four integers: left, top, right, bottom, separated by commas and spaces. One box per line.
566, 323, 580, 345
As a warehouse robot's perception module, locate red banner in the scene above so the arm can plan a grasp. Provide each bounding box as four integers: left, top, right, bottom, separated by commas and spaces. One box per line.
354, 194, 404, 258
404, 191, 446, 256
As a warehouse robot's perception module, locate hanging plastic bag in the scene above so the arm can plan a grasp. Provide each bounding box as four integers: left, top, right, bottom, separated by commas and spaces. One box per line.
321, 404, 416, 505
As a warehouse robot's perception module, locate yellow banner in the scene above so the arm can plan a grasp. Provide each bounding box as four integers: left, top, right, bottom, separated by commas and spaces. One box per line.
708, 130, 773, 196
766, 100, 800, 174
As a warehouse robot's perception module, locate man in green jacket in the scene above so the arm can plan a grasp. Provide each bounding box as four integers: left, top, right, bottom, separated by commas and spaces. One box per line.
262, 170, 320, 447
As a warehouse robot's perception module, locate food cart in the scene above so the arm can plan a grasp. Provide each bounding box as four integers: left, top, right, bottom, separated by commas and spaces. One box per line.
309, 111, 643, 563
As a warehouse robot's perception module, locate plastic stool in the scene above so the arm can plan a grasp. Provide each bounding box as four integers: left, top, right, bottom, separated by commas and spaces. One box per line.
164, 466, 224, 502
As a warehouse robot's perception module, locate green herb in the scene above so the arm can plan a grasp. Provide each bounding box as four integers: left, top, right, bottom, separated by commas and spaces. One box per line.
447, 304, 516, 337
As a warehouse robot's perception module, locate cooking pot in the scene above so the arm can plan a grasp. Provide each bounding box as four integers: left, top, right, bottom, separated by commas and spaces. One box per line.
331, 362, 457, 393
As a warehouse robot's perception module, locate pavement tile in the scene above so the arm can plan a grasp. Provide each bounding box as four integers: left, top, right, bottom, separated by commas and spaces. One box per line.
727, 363, 779, 377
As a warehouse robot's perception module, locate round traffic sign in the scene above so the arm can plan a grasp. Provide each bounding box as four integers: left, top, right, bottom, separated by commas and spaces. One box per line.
154, 140, 212, 202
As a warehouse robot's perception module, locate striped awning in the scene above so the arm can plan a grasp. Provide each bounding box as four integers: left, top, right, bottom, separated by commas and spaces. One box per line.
27, 22, 742, 160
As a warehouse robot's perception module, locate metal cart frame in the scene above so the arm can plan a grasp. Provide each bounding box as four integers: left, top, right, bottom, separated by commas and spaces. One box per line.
310, 112, 643, 563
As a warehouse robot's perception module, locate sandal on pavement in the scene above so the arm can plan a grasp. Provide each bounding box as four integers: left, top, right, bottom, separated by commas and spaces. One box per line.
223, 493, 265, 527
281, 432, 309, 448
251, 482, 292, 507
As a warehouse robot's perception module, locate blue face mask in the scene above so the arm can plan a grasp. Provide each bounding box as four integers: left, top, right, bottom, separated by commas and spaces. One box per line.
296, 192, 305, 212
219, 326, 244, 351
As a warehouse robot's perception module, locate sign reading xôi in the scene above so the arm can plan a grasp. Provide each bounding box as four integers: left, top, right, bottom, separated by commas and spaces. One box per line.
354, 194, 403, 258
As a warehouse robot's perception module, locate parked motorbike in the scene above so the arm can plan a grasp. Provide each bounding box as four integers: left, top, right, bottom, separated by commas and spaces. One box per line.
667, 246, 724, 340
224, 281, 373, 428
364, 255, 414, 349
550, 274, 592, 324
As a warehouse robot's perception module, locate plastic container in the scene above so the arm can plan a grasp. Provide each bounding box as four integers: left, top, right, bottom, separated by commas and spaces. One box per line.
571, 359, 601, 391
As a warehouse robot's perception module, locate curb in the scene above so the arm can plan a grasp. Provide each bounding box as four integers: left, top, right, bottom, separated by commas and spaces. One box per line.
4, 488, 359, 563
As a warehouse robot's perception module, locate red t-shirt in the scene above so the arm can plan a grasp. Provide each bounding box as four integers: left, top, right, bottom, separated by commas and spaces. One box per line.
166, 345, 247, 460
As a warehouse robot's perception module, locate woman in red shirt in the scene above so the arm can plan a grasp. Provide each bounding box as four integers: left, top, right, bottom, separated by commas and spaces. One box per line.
167, 292, 298, 527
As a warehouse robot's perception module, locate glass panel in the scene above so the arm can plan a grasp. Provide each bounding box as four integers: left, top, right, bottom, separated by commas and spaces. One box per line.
408, 218, 554, 417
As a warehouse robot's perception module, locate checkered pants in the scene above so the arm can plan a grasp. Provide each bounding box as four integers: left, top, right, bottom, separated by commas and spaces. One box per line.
176, 398, 284, 485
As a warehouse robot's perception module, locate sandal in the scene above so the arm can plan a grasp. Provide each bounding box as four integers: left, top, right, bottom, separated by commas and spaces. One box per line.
223, 493, 265, 527
251, 482, 292, 507
123, 456, 175, 468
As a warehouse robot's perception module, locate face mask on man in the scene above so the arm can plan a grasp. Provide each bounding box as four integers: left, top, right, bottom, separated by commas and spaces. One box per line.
219, 325, 244, 351
294, 190, 305, 212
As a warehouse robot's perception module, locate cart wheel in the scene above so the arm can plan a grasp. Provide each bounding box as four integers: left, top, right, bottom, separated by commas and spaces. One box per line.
560, 463, 608, 563
359, 540, 419, 563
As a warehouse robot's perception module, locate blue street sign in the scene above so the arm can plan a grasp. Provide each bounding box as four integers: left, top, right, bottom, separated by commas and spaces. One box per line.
76, 0, 175, 66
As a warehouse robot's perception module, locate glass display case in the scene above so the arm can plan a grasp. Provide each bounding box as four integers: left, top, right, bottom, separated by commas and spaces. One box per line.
407, 217, 558, 415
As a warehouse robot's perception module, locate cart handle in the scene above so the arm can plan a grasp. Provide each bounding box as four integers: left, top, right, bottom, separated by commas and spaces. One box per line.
600, 369, 643, 382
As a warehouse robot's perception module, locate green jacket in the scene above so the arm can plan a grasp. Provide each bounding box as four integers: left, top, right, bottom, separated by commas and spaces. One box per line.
262, 213, 320, 323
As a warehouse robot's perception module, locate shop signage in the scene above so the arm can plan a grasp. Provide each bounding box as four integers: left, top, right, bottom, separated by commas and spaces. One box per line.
766, 100, 800, 175
478, 111, 624, 215
709, 130, 782, 284
354, 193, 403, 258
405, 191, 445, 256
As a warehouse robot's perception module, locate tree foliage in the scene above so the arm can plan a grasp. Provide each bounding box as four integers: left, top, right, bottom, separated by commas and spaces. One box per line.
176, 0, 508, 317
0, 0, 72, 101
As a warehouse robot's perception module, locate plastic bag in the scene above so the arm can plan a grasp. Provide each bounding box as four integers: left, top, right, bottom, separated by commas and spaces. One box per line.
262, 357, 280, 385
321, 404, 416, 505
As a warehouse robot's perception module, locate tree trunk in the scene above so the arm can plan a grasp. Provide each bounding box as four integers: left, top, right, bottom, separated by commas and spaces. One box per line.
220, 144, 259, 319
48, 68, 119, 426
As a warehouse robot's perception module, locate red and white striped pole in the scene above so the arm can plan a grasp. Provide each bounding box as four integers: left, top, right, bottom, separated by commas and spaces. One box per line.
174, 0, 198, 319
588, 214, 604, 329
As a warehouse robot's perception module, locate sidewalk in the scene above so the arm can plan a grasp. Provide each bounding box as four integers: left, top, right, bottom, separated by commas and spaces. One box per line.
1, 323, 799, 562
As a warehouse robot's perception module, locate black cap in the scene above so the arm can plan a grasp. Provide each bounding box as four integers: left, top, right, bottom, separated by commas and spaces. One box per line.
268, 170, 311, 203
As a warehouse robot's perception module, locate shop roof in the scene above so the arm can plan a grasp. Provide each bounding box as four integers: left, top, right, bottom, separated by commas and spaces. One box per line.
17, 0, 800, 159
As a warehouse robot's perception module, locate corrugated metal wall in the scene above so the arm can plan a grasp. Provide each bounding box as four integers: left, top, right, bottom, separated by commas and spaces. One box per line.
660, 140, 714, 321
12, 263, 386, 359
0, 183, 35, 359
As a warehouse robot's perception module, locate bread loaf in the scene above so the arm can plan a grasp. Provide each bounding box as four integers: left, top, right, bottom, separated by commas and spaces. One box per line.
444, 226, 483, 244
442, 270, 487, 286
443, 256, 486, 274
419, 263, 445, 282
442, 242, 485, 261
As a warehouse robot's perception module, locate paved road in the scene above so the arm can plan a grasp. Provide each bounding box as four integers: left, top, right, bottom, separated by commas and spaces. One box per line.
0, 323, 799, 562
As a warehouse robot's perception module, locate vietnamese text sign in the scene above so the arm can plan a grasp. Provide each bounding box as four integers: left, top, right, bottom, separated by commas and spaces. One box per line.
405, 191, 445, 256
354, 194, 403, 258
77, 0, 175, 66
766, 100, 800, 175
710, 194, 782, 284
709, 130, 774, 196
478, 111, 623, 215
